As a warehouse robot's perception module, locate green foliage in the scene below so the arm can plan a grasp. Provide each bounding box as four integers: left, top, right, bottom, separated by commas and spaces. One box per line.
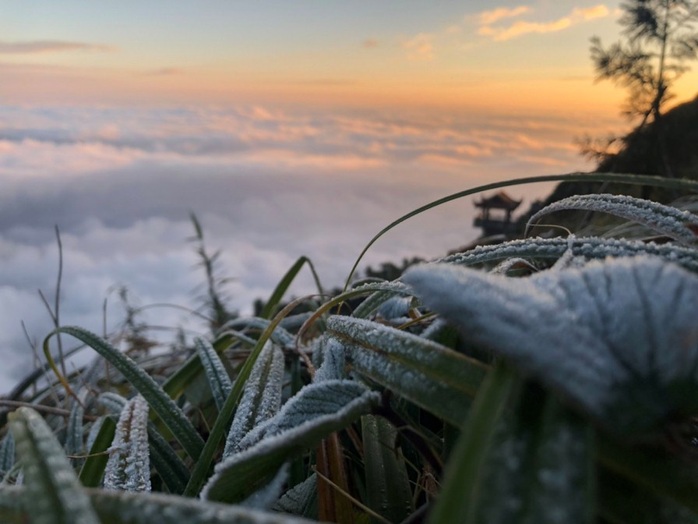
3, 172, 698, 523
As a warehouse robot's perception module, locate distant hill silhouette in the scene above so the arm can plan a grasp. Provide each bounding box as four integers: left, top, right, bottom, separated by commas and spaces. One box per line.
516, 95, 698, 232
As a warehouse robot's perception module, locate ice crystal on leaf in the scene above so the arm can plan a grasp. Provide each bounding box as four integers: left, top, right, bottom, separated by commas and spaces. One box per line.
201, 380, 379, 503
104, 395, 151, 492
403, 256, 698, 436
527, 194, 698, 244
223, 341, 284, 458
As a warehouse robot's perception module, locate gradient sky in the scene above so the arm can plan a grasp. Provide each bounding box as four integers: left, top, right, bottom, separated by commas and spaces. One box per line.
5, 1, 696, 111
2, 1, 698, 393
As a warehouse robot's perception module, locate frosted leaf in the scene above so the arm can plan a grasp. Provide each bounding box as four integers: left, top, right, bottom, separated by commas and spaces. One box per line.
313, 337, 346, 383
273, 473, 317, 517
235, 380, 375, 451
527, 193, 698, 244
403, 256, 698, 435
104, 395, 151, 492
439, 236, 698, 273
194, 337, 232, 412
376, 295, 413, 322
327, 315, 486, 427
201, 380, 379, 503
240, 462, 289, 509
223, 341, 284, 458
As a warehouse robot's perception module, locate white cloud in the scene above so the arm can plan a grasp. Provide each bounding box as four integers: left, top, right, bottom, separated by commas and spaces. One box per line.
478, 6, 531, 26
477, 4, 612, 42
0, 103, 607, 393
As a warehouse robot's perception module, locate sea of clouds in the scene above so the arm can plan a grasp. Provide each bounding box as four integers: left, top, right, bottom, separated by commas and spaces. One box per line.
0, 103, 610, 393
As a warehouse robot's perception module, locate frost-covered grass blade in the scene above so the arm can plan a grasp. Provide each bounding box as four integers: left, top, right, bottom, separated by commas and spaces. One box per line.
104, 395, 151, 492
202, 380, 380, 503
193, 337, 232, 412
326, 315, 487, 426
8, 406, 100, 524
526, 193, 698, 244
223, 341, 284, 458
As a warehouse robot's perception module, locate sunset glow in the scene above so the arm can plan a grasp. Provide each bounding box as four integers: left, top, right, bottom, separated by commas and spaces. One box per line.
2, 1, 697, 391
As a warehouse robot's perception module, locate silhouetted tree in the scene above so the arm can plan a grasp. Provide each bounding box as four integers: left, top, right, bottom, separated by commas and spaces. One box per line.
592, 0, 698, 124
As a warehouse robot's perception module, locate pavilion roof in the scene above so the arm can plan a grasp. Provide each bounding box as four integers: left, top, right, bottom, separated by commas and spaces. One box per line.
474, 191, 522, 210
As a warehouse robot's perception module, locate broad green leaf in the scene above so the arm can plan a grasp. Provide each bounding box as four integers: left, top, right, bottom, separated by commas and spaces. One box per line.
8, 406, 100, 524
223, 341, 284, 458
104, 395, 151, 492
0, 485, 317, 524
439, 236, 698, 273
465, 383, 595, 524
526, 193, 698, 244
404, 256, 698, 436
79, 416, 117, 488
428, 363, 516, 524
326, 315, 487, 426
362, 415, 412, 523
201, 380, 380, 503
43, 326, 204, 461
194, 337, 232, 412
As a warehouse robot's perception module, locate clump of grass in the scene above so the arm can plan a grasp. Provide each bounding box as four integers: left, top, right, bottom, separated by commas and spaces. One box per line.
2, 172, 698, 524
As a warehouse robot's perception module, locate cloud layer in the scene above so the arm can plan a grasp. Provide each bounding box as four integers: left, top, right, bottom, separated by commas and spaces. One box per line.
0, 103, 608, 393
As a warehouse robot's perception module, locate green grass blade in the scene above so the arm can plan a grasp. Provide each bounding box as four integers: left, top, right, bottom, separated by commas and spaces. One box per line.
428, 362, 516, 524
260, 256, 324, 319
9, 406, 100, 524
79, 415, 117, 488
326, 315, 487, 426
43, 326, 205, 461
345, 172, 698, 288
362, 415, 413, 523
193, 337, 232, 412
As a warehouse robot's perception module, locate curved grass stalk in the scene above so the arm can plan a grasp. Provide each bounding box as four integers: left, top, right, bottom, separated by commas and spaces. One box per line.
344, 172, 698, 289
43, 327, 204, 462
260, 256, 324, 320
